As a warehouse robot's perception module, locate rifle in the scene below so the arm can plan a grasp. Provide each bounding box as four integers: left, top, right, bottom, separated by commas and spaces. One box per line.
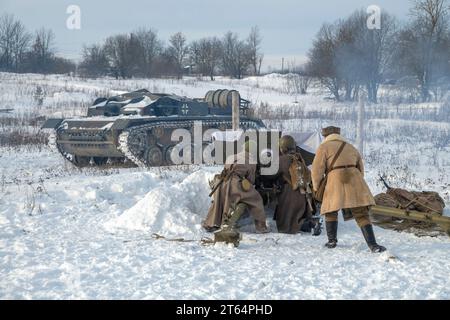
305, 183, 315, 213
209, 165, 234, 197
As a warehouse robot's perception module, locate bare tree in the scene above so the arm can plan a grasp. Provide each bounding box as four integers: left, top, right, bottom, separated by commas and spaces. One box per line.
79, 44, 109, 77
221, 31, 251, 79
89, 28, 162, 79
286, 71, 312, 95
133, 28, 162, 77
104, 34, 135, 79
395, 0, 449, 101
308, 23, 342, 101
168, 32, 188, 79
190, 37, 222, 80
336, 10, 397, 103
29, 28, 55, 73
0, 14, 31, 72
361, 11, 397, 103
334, 17, 363, 101
48, 56, 76, 74
221, 31, 238, 77
247, 26, 264, 76
309, 9, 397, 103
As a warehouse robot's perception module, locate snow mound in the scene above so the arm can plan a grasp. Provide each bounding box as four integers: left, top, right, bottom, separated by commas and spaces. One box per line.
104, 170, 214, 238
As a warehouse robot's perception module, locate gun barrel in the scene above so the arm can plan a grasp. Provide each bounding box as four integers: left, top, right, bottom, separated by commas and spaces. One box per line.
370, 205, 450, 236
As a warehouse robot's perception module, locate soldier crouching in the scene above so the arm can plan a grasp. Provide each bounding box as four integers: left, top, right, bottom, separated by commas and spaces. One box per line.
202, 140, 269, 239
311, 126, 386, 253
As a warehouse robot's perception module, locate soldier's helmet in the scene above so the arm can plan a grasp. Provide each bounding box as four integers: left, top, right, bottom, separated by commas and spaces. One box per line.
279, 135, 296, 154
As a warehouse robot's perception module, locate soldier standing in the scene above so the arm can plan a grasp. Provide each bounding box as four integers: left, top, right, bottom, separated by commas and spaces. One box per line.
311, 127, 386, 253
202, 141, 269, 237
274, 136, 315, 234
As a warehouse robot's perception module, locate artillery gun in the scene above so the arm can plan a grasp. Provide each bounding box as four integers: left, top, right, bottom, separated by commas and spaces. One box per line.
42, 89, 265, 167
370, 206, 450, 236
371, 176, 450, 237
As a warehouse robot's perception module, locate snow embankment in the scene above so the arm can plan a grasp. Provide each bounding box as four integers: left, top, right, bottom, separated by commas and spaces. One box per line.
105, 170, 215, 238
1, 147, 450, 299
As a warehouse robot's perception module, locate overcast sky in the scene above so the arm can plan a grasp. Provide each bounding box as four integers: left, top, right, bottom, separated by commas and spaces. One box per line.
1, 0, 413, 70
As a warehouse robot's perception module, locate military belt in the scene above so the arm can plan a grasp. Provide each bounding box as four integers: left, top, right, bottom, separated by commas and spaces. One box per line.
330, 165, 358, 172
230, 171, 246, 180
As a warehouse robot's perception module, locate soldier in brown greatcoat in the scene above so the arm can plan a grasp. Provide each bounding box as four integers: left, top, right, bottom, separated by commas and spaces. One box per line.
311, 126, 386, 253
202, 141, 268, 234
273, 136, 314, 234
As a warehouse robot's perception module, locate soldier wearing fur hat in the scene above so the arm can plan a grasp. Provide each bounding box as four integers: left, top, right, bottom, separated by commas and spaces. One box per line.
311, 126, 386, 253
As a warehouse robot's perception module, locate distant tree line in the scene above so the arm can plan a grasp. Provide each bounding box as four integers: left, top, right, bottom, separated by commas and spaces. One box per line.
2, 0, 449, 104
307, 0, 450, 103
0, 14, 75, 74
79, 26, 263, 80
0, 13, 263, 80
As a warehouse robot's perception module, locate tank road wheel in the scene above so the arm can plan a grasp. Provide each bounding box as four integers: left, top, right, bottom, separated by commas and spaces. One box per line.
152, 127, 165, 139
147, 133, 157, 146
164, 145, 175, 165
93, 157, 108, 166
72, 155, 90, 167
165, 143, 203, 165
108, 157, 125, 166
168, 143, 195, 165
144, 146, 163, 167
128, 134, 147, 155
202, 142, 215, 165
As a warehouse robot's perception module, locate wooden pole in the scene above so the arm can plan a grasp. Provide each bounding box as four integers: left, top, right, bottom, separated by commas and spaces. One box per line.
357, 92, 365, 157
232, 91, 240, 131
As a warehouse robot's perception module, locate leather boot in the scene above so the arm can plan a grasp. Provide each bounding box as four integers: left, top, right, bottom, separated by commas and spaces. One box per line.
222, 203, 247, 230
214, 203, 247, 247
361, 224, 387, 253
255, 220, 269, 234
325, 221, 338, 249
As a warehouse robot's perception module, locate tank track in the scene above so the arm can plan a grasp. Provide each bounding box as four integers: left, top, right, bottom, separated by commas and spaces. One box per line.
51, 125, 112, 167
52, 126, 78, 164
49, 129, 79, 164
118, 119, 262, 168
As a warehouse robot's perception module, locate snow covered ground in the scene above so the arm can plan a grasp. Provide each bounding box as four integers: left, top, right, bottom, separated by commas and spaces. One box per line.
1, 147, 449, 299
0, 73, 449, 299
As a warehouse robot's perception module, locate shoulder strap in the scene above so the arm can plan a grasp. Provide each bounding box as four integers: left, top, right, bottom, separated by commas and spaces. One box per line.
327, 142, 346, 174
296, 152, 308, 168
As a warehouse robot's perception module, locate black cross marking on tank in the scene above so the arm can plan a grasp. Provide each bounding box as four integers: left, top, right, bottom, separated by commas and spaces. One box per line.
181, 103, 189, 115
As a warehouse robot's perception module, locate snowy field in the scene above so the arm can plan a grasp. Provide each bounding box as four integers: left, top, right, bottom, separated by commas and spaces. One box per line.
0, 73, 449, 299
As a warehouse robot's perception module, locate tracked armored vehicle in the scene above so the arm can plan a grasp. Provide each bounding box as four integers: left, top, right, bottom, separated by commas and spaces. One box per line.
42, 89, 265, 167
